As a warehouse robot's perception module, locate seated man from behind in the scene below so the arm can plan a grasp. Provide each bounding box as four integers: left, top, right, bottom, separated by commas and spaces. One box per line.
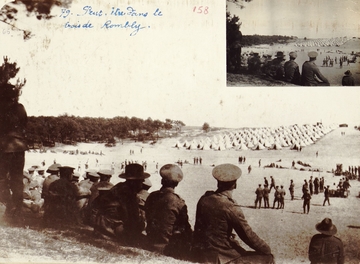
192, 164, 274, 264
145, 164, 192, 260
301, 51, 330, 86
91, 163, 149, 246
308, 218, 344, 264
43, 166, 81, 227
284, 52, 301, 85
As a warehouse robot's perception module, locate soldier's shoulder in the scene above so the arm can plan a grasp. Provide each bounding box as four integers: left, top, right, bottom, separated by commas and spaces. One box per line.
332, 236, 344, 244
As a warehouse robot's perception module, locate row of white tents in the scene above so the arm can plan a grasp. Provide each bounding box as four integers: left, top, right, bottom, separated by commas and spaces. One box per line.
294, 37, 349, 47
173, 124, 337, 151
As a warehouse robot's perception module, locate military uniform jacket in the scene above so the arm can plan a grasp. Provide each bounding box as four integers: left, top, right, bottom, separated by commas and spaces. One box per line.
301, 61, 329, 86
193, 190, 272, 263
284, 60, 301, 84
0, 102, 28, 153
145, 187, 192, 247
263, 187, 270, 198
255, 187, 264, 198
92, 182, 146, 242
308, 234, 344, 264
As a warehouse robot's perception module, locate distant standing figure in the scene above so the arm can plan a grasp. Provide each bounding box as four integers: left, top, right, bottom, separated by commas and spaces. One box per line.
301, 51, 330, 86
258, 159, 261, 168
302, 189, 311, 214
269, 176, 276, 191
254, 184, 263, 209
342, 70, 355, 86
323, 185, 331, 206
263, 184, 270, 208
272, 186, 280, 209
289, 180, 295, 200
278, 185, 286, 209
248, 165, 252, 174
309, 177, 314, 195
264, 177, 269, 187
308, 218, 344, 264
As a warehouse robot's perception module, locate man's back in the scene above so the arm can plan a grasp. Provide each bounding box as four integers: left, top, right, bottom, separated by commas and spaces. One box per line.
301, 61, 329, 86
146, 187, 191, 243
309, 234, 344, 264
193, 190, 271, 263
284, 60, 301, 84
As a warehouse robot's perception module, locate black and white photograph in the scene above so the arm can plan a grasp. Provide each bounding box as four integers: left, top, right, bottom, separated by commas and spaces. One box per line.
1, 0, 360, 263
227, 0, 360, 86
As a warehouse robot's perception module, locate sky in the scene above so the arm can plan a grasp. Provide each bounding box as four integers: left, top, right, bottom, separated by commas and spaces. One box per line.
228, 0, 360, 39
1, 0, 360, 128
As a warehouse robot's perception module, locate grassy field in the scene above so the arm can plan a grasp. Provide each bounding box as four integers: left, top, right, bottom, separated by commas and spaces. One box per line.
1, 126, 360, 263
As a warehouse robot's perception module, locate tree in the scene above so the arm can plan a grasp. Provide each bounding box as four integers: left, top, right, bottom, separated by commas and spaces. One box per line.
226, 0, 253, 73
0, 0, 72, 40
202, 122, 210, 133
0, 56, 26, 98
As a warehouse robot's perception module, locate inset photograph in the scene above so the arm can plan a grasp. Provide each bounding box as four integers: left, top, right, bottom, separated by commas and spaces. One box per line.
226, 0, 360, 86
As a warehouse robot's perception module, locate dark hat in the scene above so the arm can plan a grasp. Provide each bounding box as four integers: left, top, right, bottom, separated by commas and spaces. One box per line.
28, 167, 35, 172
316, 218, 337, 235
37, 168, 45, 174
308, 51, 318, 58
344, 70, 351, 75
253, 52, 259, 56
98, 170, 113, 177
212, 164, 242, 182
119, 163, 150, 180
46, 164, 61, 173
275, 51, 285, 58
289, 52, 297, 58
160, 164, 183, 182
59, 166, 75, 174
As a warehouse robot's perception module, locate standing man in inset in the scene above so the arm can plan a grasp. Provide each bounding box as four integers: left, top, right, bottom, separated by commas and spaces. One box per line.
0, 74, 28, 222
192, 164, 274, 264
301, 51, 330, 86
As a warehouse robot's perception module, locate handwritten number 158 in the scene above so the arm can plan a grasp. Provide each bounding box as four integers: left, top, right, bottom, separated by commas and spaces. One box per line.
193, 6, 209, 14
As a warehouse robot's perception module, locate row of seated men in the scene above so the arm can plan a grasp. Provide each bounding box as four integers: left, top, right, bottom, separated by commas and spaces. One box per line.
22, 163, 344, 264
22, 163, 274, 263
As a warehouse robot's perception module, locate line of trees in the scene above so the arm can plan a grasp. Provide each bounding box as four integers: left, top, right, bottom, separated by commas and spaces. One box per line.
241, 35, 297, 47
26, 115, 185, 147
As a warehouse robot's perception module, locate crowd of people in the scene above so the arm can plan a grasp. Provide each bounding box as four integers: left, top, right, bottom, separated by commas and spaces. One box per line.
0, 60, 350, 264
3, 161, 349, 264
243, 50, 356, 86
253, 174, 353, 216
